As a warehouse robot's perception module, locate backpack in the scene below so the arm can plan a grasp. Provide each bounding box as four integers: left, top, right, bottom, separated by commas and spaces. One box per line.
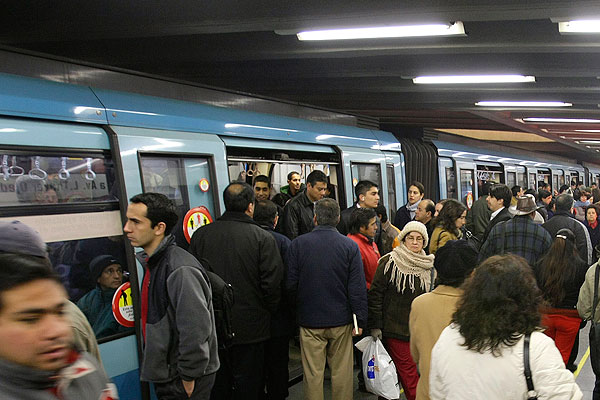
199, 258, 235, 349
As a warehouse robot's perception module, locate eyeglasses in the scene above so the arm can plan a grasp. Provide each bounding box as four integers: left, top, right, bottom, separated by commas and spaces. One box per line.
405, 235, 424, 242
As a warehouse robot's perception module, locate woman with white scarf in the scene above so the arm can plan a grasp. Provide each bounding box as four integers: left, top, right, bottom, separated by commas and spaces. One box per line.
368, 221, 435, 400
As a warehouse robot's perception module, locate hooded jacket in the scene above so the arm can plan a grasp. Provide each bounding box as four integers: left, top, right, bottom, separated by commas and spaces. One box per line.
543, 211, 593, 265
137, 235, 219, 383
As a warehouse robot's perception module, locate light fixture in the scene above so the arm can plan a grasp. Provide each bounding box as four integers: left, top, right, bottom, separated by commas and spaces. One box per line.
475, 101, 571, 107
575, 129, 600, 132
581, 140, 600, 144
522, 117, 600, 123
413, 75, 535, 84
296, 21, 465, 41
558, 20, 600, 34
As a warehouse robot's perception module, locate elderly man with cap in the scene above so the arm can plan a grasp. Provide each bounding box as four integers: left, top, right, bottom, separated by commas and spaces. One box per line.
479, 194, 552, 266
409, 240, 478, 400
0, 220, 117, 399
77, 255, 132, 339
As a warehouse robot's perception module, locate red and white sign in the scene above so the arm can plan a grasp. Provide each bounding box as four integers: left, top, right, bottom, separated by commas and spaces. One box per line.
112, 282, 134, 327
183, 206, 213, 243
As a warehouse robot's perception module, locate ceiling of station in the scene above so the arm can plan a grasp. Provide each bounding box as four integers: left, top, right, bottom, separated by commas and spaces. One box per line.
3, 1, 600, 162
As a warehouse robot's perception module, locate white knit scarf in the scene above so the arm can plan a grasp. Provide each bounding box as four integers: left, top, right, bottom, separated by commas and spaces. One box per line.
407, 199, 421, 220
383, 242, 435, 294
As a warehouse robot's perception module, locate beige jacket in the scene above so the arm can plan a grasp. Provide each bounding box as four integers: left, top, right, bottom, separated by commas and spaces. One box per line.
428, 227, 459, 255
577, 262, 600, 322
409, 285, 462, 400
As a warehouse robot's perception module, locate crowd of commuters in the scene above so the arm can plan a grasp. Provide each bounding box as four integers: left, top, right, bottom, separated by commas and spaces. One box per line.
4, 173, 600, 400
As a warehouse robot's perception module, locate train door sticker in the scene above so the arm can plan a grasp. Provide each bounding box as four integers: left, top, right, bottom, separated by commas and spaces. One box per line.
112, 282, 134, 327
183, 206, 214, 243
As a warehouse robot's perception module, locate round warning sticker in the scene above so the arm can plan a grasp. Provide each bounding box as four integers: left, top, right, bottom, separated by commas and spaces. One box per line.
466, 191, 474, 210
183, 206, 214, 243
199, 178, 210, 192
112, 282, 134, 327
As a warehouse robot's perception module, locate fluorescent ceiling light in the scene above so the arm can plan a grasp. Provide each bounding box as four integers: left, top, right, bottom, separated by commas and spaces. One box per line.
558, 20, 600, 34
297, 22, 465, 41
522, 117, 600, 123
575, 129, 600, 132
475, 101, 571, 107
580, 140, 600, 144
413, 75, 535, 84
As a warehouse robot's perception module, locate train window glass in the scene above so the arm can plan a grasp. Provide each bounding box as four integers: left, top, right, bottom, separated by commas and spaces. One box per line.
506, 172, 516, 188
386, 164, 397, 222
140, 155, 218, 249
529, 173, 536, 189
0, 153, 117, 207
445, 167, 457, 199
552, 174, 559, 192
536, 170, 551, 189
476, 164, 503, 196
460, 169, 474, 208
516, 167, 527, 188
1, 211, 134, 343
351, 163, 382, 193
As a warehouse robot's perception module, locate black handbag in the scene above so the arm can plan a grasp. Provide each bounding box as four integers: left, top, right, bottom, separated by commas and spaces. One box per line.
523, 332, 538, 400
589, 263, 600, 375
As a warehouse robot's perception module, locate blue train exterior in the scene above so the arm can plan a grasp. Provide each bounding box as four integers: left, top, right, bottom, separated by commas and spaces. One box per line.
0, 72, 406, 400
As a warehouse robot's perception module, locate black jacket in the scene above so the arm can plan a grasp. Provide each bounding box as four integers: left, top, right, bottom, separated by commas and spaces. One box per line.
189, 211, 284, 345
281, 191, 315, 240
480, 207, 512, 246
393, 204, 412, 231
542, 211, 593, 265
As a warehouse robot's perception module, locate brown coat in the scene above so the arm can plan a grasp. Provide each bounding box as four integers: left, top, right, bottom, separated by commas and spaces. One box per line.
409, 285, 463, 400
428, 227, 459, 255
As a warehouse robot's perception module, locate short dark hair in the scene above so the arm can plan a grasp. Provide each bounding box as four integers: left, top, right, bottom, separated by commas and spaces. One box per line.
354, 180, 378, 200
555, 193, 574, 212
306, 170, 328, 187
422, 199, 436, 216
489, 184, 512, 207
349, 207, 377, 234
559, 184, 569, 194
480, 182, 492, 198
0, 253, 60, 311
223, 182, 255, 212
538, 189, 551, 199
130, 192, 179, 235
253, 175, 271, 188
314, 198, 339, 226
511, 185, 521, 197
253, 199, 278, 226
287, 171, 300, 181
375, 204, 388, 223
453, 254, 542, 356
410, 181, 425, 195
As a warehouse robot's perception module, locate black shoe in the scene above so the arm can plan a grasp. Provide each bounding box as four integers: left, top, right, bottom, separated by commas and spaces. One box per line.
566, 363, 577, 373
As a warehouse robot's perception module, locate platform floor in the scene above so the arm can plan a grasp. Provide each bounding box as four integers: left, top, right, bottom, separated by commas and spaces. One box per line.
288, 324, 596, 399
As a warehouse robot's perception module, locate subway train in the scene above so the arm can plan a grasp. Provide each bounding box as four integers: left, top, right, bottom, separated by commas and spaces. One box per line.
0, 71, 598, 399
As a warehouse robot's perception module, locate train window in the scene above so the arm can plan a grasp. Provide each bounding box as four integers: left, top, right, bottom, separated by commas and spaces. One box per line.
445, 167, 457, 199
506, 172, 516, 188
140, 155, 218, 249
552, 174, 560, 192
386, 164, 397, 222
529, 173, 536, 189
476, 164, 503, 197
351, 163, 382, 192
460, 169, 474, 208
517, 168, 527, 188
0, 153, 117, 207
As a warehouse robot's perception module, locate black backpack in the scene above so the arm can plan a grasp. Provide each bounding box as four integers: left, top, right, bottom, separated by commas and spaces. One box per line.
199, 258, 235, 349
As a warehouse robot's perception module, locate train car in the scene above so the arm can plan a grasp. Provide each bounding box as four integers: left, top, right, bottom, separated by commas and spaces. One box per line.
0, 71, 406, 400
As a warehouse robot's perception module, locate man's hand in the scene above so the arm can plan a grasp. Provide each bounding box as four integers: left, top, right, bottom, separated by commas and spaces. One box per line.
352, 327, 363, 337
182, 379, 195, 398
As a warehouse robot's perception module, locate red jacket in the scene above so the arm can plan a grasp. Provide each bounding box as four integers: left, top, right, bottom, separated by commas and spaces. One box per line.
348, 233, 380, 289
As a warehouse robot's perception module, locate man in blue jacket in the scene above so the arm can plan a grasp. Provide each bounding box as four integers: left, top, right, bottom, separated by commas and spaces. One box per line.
287, 198, 367, 400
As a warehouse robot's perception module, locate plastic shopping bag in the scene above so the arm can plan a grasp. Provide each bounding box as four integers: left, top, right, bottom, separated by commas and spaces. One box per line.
355, 336, 400, 399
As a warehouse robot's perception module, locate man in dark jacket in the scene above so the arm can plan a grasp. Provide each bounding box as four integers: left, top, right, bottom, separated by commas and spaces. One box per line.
280, 170, 328, 240
542, 193, 593, 265
124, 193, 219, 399
189, 183, 283, 400
480, 184, 513, 245
394, 181, 425, 230
253, 199, 292, 400
466, 182, 492, 241
287, 198, 367, 400
338, 180, 383, 251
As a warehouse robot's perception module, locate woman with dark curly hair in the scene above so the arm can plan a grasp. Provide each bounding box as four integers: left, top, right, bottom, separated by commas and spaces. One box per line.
533, 228, 587, 364
430, 254, 582, 399
428, 199, 467, 255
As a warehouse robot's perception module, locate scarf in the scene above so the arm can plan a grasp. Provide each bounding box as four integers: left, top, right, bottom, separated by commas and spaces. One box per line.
383, 242, 434, 294
407, 199, 421, 220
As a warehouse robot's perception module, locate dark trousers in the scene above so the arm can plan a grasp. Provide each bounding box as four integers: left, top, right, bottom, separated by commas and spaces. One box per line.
211, 342, 266, 400
263, 335, 290, 400
154, 373, 216, 400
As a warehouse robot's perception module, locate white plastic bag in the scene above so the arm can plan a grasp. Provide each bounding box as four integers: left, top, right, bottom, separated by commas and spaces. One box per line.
355, 336, 400, 399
